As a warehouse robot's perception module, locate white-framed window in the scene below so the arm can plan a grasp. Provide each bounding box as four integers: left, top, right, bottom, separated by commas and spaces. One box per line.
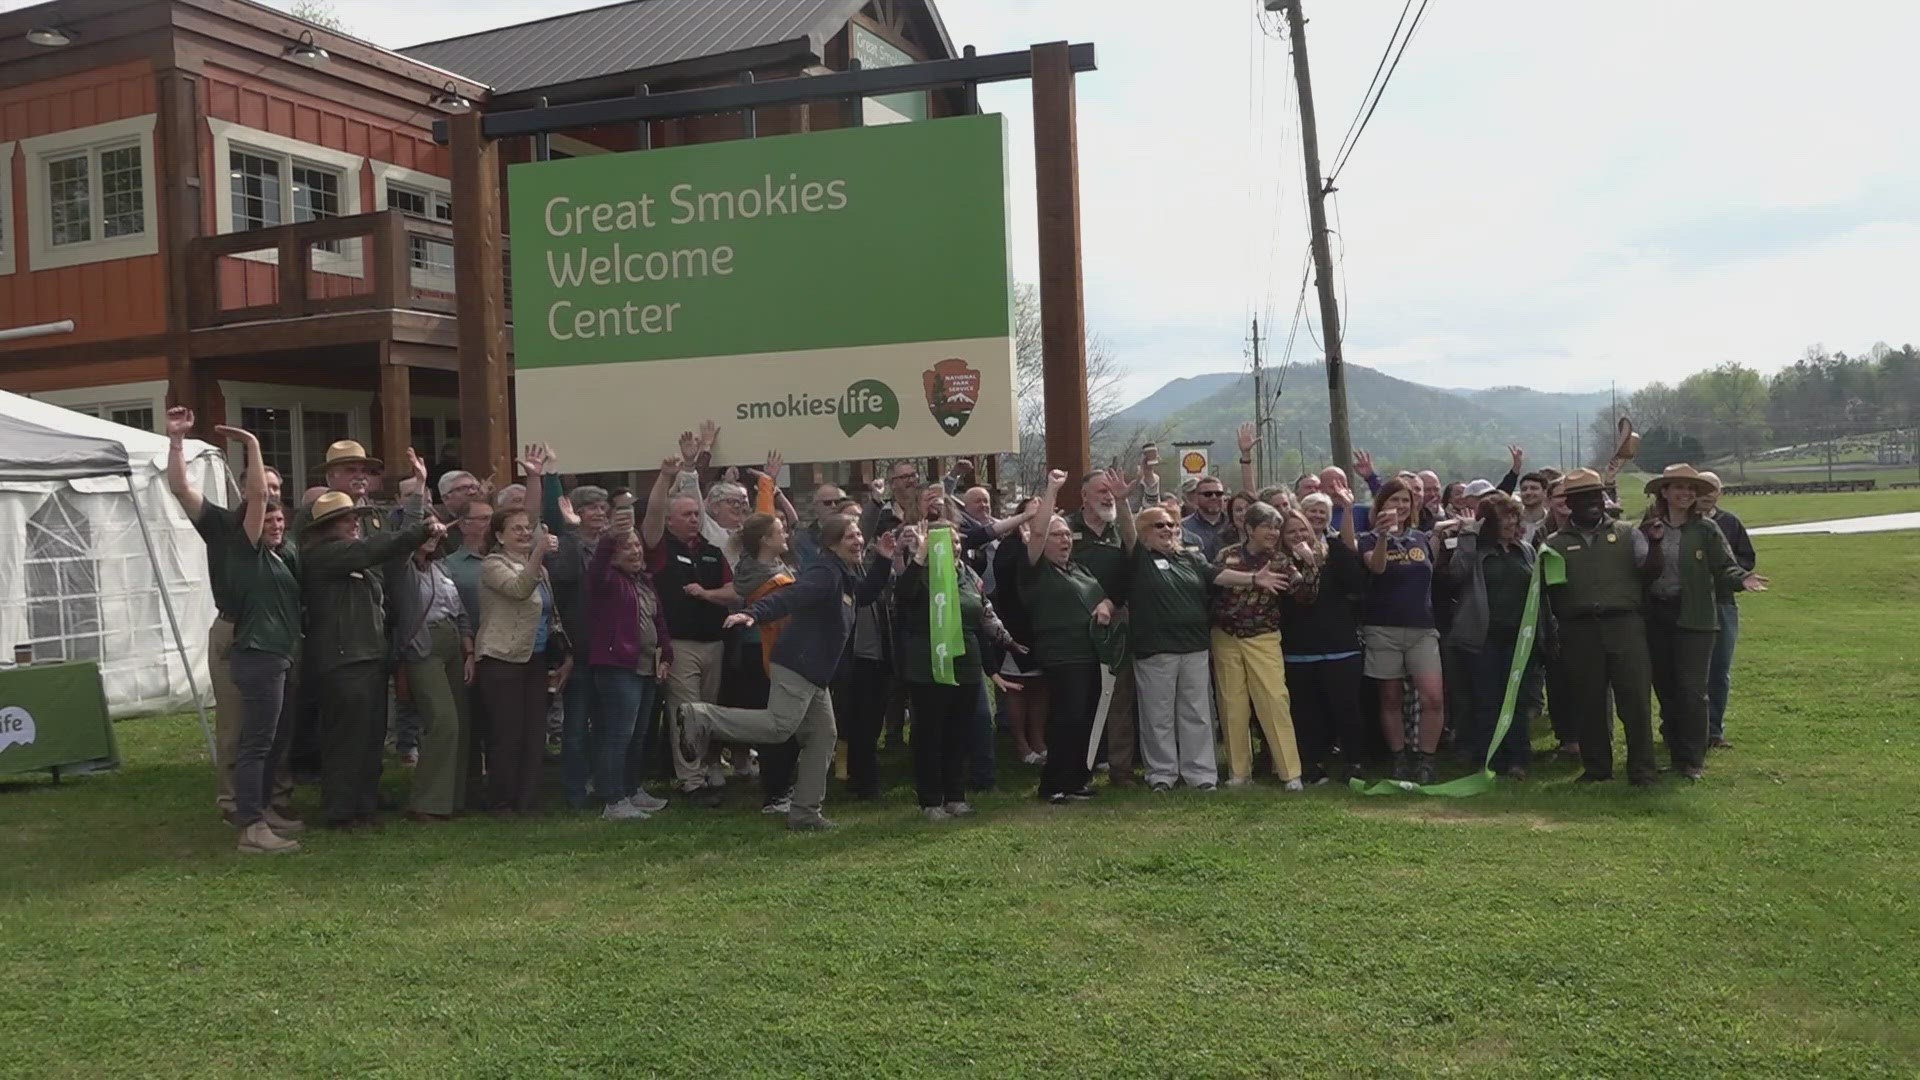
372, 163, 454, 292
219, 380, 372, 483
209, 119, 363, 276
31, 382, 169, 433
19, 116, 160, 271
0, 140, 14, 275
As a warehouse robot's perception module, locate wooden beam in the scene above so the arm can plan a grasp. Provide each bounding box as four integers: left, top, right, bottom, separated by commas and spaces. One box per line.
449, 111, 510, 488
1031, 42, 1090, 510
156, 68, 204, 428
378, 345, 412, 470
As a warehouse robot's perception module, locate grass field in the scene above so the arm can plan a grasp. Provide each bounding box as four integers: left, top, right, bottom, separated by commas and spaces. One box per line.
3, 534, 1918, 1078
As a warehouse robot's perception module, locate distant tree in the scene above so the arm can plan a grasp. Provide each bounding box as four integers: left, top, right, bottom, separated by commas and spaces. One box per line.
1681, 363, 1770, 478
1007, 283, 1126, 491
289, 0, 346, 32
1635, 427, 1705, 473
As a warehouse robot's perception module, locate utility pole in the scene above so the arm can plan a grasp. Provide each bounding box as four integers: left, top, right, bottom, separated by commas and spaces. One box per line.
1274, 0, 1353, 480
1249, 315, 1267, 486
1558, 422, 1564, 472
1574, 411, 1582, 466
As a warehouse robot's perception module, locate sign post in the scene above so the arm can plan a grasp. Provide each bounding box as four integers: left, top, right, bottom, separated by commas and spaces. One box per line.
508, 115, 1016, 470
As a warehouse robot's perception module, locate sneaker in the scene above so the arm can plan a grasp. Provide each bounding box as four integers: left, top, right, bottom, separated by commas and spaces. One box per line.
1680, 767, 1705, 782
1284, 778, 1305, 792
1194, 782, 1218, 793
602, 798, 651, 822
261, 808, 305, 835
1041, 792, 1068, 805
627, 788, 669, 813
238, 821, 300, 855
1021, 751, 1044, 766
762, 797, 792, 815
1224, 777, 1252, 789
942, 801, 975, 817
921, 806, 952, 823
787, 809, 837, 831
1149, 782, 1173, 793
1708, 738, 1734, 751
1063, 787, 1097, 801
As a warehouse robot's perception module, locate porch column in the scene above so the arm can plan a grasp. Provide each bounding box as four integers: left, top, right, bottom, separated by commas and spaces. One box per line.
450, 111, 511, 487
378, 344, 414, 475
156, 70, 204, 430
1032, 42, 1090, 510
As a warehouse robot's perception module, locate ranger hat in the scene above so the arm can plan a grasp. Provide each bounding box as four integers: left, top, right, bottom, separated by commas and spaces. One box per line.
1644, 463, 1716, 497
315, 440, 383, 476
1560, 468, 1606, 495
302, 490, 373, 533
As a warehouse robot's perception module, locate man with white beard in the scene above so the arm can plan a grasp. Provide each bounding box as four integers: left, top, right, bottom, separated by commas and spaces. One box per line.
1067, 471, 1140, 786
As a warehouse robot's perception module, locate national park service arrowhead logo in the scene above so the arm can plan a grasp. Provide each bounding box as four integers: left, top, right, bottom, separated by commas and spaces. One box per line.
923, 358, 981, 437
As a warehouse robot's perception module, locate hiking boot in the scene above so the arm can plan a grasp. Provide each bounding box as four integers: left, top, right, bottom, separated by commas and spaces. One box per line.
761, 797, 792, 815
921, 806, 953, 823
238, 821, 300, 855
261, 808, 305, 835
1415, 753, 1439, 785
1390, 750, 1415, 782
787, 808, 837, 832
942, 801, 975, 817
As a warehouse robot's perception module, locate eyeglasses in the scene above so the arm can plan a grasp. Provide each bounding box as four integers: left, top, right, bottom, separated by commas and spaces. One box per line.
1148, 522, 1179, 531
1198, 490, 1225, 498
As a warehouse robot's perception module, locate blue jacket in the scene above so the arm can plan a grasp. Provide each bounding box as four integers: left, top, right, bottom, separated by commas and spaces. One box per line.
749, 553, 889, 687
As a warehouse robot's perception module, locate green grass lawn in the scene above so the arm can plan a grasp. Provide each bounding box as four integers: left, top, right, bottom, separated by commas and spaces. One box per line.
1606, 475, 1920, 528
3, 534, 1917, 1078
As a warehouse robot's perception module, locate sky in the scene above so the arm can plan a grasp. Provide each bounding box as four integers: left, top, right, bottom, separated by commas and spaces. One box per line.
10, 0, 1916, 407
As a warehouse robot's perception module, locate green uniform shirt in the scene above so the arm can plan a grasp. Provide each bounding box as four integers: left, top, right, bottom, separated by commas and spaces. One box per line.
1020, 557, 1106, 667
193, 503, 301, 658
1127, 545, 1219, 657
300, 502, 431, 674
893, 561, 988, 684
1545, 520, 1643, 619
1068, 511, 1129, 604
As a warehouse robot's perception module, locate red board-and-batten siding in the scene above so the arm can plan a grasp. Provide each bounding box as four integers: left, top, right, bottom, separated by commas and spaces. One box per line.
201, 64, 451, 310
0, 61, 166, 354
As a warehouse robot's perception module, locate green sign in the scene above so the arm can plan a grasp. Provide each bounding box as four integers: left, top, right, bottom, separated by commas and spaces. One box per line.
508, 115, 1015, 470
0, 661, 119, 778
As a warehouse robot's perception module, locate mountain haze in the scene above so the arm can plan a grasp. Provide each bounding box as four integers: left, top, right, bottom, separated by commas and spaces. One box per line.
1102, 365, 1616, 480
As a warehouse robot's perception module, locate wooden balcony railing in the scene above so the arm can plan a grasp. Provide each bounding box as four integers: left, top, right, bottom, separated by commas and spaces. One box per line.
186, 210, 506, 329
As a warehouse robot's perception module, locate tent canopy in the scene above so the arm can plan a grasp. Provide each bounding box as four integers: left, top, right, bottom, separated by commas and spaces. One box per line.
0, 409, 132, 482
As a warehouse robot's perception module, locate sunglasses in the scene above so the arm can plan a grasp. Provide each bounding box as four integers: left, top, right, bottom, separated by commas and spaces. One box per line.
1198, 490, 1225, 498
1148, 521, 1179, 531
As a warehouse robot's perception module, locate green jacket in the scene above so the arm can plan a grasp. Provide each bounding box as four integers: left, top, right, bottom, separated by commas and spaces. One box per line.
1648, 516, 1748, 632
300, 499, 431, 674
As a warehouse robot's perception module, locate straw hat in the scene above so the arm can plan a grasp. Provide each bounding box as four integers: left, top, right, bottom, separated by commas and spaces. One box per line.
301, 491, 373, 533
1643, 463, 1716, 497
1560, 468, 1606, 495
315, 439, 383, 475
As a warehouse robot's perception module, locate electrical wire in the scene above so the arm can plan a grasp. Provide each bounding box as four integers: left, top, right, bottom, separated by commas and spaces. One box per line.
1327, 0, 1435, 184
1327, 0, 1415, 178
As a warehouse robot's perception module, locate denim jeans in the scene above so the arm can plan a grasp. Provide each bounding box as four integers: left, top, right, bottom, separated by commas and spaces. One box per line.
967, 680, 997, 791
1707, 601, 1739, 742
587, 668, 653, 805
560, 670, 598, 807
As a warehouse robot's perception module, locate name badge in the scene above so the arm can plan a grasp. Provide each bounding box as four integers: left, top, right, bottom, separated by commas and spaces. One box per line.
843, 593, 854, 606
1565, 544, 1583, 551
1694, 549, 1705, 561
677, 554, 695, 565
348, 570, 365, 580
1606, 533, 1618, 544
1153, 558, 1171, 571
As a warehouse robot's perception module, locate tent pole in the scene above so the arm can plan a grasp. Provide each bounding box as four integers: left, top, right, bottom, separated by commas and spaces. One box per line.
130, 483, 215, 761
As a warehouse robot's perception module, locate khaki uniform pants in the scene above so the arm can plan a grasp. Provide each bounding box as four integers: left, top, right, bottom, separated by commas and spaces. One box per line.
664, 639, 726, 790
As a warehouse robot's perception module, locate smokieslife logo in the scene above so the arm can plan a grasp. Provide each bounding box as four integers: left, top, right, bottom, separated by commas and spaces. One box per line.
733, 380, 900, 437
0, 705, 37, 754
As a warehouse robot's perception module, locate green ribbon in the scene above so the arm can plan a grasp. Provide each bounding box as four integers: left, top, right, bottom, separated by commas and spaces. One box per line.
927, 525, 963, 686
1350, 550, 1545, 797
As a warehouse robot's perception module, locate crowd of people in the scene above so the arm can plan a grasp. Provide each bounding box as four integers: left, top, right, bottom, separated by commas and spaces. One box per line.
166, 409, 1765, 855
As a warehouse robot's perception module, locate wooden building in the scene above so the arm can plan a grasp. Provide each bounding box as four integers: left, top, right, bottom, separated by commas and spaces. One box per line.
0, 0, 958, 485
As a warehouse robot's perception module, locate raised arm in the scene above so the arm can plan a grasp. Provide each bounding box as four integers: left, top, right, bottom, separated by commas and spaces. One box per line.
212, 422, 268, 545
164, 407, 204, 520
1026, 469, 1068, 566
641, 455, 680, 549
1365, 506, 1398, 575
1105, 468, 1138, 555
1237, 422, 1259, 494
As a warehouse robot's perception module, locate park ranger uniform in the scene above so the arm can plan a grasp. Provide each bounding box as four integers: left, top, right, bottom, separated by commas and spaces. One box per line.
1542, 470, 1656, 785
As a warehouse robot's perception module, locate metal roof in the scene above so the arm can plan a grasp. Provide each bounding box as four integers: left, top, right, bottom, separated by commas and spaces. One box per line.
401, 0, 885, 96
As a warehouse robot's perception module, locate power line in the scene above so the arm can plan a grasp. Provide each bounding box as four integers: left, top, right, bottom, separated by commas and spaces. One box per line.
1327, 0, 1435, 184
1327, 0, 1415, 177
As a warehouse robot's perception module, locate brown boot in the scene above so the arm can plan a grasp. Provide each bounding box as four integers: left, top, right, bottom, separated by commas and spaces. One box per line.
238, 821, 301, 855
262, 808, 305, 835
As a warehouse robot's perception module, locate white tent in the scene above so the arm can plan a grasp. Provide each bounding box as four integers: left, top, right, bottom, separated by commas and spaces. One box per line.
0, 389, 224, 733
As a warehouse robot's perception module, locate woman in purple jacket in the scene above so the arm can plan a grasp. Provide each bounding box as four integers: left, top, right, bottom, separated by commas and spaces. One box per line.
588, 503, 675, 821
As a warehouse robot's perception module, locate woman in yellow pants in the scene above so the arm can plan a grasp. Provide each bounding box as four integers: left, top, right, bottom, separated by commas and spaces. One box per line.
1210, 502, 1307, 790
